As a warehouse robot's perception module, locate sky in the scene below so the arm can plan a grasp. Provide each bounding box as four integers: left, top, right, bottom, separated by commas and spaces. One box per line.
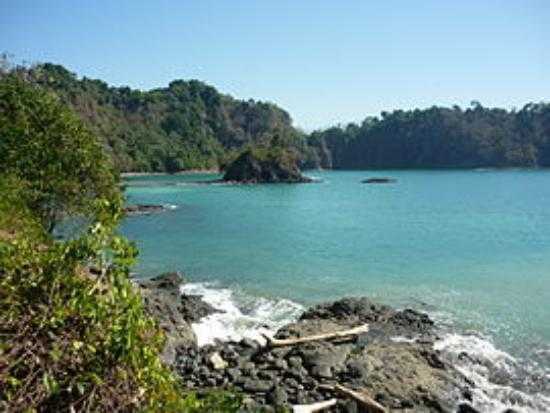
1, 0, 549, 130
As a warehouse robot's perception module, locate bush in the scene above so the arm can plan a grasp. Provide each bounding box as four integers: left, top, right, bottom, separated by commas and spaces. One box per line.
0, 77, 242, 411
0, 74, 120, 233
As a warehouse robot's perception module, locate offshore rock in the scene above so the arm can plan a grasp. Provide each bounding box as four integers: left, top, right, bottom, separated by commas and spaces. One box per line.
124, 204, 169, 216
223, 147, 312, 183
361, 177, 397, 184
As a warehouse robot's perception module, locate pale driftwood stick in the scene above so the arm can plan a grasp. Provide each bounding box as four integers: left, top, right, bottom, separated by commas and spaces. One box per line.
292, 398, 338, 413
262, 324, 369, 348
318, 384, 386, 413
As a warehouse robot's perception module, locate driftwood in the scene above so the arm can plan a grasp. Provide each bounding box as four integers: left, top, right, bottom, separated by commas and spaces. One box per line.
293, 398, 338, 413
318, 384, 386, 413
262, 324, 369, 348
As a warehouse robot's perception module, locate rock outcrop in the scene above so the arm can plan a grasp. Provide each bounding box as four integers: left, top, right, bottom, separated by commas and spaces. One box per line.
136, 272, 197, 364
175, 297, 475, 412
223, 148, 312, 183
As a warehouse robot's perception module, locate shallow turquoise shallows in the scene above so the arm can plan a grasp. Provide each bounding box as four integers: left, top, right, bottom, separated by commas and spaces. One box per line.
122, 170, 550, 367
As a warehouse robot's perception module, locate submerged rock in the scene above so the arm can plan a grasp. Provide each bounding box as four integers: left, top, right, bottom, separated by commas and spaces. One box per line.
361, 177, 396, 184
124, 204, 169, 216
223, 147, 312, 183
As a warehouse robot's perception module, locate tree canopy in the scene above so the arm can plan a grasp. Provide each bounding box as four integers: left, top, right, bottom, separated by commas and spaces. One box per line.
17, 63, 303, 173
307, 103, 550, 169
6, 62, 550, 172
0, 73, 121, 232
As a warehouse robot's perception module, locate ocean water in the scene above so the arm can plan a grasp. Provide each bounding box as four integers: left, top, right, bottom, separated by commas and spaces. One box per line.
122, 170, 550, 411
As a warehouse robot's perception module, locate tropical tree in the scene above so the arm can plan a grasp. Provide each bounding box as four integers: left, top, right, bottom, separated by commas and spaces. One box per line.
0, 73, 121, 232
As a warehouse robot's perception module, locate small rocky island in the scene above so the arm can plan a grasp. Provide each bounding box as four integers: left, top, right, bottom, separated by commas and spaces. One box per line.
223, 147, 312, 183
136, 272, 511, 413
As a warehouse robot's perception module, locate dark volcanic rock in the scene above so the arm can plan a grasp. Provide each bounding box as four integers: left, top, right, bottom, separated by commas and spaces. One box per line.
266, 386, 288, 406
457, 402, 481, 413
300, 296, 393, 323
361, 177, 397, 184
137, 272, 196, 364
137, 272, 222, 365
174, 296, 476, 412
223, 148, 312, 183
180, 294, 220, 323
124, 204, 169, 216
138, 271, 184, 291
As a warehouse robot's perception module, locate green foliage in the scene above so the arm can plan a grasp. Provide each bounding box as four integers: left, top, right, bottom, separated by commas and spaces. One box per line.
0, 188, 242, 412
0, 79, 241, 411
19, 63, 299, 173
308, 103, 550, 169
177, 391, 243, 412
0, 175, 44, 240
0, 74, 121, 232
8, 62, 550, 173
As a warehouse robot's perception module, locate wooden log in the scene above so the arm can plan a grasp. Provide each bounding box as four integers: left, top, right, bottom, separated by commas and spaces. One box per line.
318, 384, 386, 413
292, 398, 338, 413
262, 324, 369, 348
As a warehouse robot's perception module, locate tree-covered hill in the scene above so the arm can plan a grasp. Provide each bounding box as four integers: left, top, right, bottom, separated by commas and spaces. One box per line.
19, 63, 305, 172
13, 62, 550, 171
308, 103, 550, 169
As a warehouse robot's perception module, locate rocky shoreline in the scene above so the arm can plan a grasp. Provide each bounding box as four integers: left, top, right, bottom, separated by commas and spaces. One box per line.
136, 273, 518, 412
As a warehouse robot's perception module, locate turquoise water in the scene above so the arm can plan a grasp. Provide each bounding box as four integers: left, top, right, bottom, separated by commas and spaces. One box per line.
122, 170, 550, 369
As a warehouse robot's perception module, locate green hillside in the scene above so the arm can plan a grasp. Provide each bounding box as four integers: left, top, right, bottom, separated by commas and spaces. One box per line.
21, 63, 306, 172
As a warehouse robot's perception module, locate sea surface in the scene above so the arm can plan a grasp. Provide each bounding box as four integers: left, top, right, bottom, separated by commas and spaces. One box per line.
122, 170, 550, 411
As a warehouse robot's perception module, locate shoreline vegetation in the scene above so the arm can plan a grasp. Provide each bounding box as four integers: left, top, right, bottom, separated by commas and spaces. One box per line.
0, 73, 239, 412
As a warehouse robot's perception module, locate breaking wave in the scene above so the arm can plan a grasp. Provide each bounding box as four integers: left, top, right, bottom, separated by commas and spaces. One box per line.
435, 333, 550, 412
180, 282, 304, 346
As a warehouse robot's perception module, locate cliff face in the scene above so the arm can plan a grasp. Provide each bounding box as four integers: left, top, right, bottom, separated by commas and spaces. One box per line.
223, 147, 311, 183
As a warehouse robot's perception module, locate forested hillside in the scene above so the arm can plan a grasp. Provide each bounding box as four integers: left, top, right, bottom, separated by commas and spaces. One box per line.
308, 103, 550, 169
19, 63, 306, 172
12, 62, 550, 171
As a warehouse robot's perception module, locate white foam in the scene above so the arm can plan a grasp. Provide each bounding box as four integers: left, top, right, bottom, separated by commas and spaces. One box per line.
435, 333, 550, 412
435, 333, 517, 365
180, 282, 304, 347
390, 335, 419, 343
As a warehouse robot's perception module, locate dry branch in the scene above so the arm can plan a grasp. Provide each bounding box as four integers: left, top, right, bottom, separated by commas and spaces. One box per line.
318, 384, 386, 413
292, 398, 338, 413
262, 324, 369, 348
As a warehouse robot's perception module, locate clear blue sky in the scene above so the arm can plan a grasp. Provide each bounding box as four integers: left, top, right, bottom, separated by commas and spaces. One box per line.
1, 0, 549, 130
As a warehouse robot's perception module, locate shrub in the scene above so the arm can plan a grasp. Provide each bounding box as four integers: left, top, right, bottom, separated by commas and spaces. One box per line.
0, 77, 242, 412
